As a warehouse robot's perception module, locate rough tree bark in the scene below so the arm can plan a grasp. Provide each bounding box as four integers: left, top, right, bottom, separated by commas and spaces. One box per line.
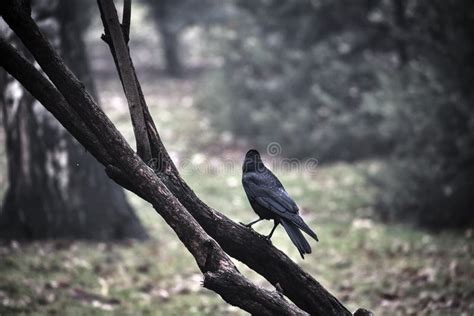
0, 0, 147, 240
0, 0, 371, 314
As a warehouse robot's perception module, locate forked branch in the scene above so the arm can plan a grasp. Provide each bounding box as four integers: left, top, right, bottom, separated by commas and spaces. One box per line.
98, 0, 175, 173
97, 0, 151, 161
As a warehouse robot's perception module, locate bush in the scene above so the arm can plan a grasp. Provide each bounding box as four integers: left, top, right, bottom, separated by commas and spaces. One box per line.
197, 0, 399, 160
372, 67, 474, 229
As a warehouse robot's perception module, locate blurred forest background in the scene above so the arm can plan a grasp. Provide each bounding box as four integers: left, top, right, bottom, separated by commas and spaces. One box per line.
1, 0, 473, 315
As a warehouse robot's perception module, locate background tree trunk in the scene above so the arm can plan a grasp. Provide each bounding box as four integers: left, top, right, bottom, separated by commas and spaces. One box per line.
0, 0, 148, 240
148, 0, 184, 77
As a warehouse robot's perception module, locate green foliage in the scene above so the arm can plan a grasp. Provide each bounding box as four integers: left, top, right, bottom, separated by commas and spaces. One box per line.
371, 0, 474, 229
198, 0, 399, 160
373, 67, 474, 228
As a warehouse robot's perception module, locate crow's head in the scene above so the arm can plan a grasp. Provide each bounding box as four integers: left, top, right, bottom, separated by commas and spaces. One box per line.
243, 149, 264, 173
245, 149, 260, 159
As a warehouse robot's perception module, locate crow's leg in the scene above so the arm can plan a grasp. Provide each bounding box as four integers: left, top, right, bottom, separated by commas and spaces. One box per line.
240, 218, 263, 228
266, 221, 279, 240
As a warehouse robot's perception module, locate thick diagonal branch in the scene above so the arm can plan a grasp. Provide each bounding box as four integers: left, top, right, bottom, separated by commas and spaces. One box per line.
160, 173, 351, 315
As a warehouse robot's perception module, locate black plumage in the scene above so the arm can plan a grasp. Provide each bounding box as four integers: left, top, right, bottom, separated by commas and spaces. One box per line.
241, 149, 318, 258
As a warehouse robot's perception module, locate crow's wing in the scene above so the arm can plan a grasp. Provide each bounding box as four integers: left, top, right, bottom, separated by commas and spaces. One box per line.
243, 172, 319, 241
243, 172, 298, 216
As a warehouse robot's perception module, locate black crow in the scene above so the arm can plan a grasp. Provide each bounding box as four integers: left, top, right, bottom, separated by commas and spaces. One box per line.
241, 149, 318, 259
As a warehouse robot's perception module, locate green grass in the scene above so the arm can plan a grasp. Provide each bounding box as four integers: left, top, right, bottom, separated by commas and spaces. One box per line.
1, 158, 472, 315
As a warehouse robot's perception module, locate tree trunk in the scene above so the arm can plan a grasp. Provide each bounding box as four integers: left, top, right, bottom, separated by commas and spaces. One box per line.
148, 0, 184, 77
0, 0, 147, 240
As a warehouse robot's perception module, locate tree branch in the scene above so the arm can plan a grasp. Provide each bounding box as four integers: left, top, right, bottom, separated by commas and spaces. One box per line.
97, 0, 152, 161
98, 0, 176, 173
158, 172, 352, 315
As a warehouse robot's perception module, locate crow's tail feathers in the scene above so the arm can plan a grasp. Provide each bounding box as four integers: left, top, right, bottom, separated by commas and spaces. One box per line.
280, 219, 311, 259
293, 215, 319, 242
